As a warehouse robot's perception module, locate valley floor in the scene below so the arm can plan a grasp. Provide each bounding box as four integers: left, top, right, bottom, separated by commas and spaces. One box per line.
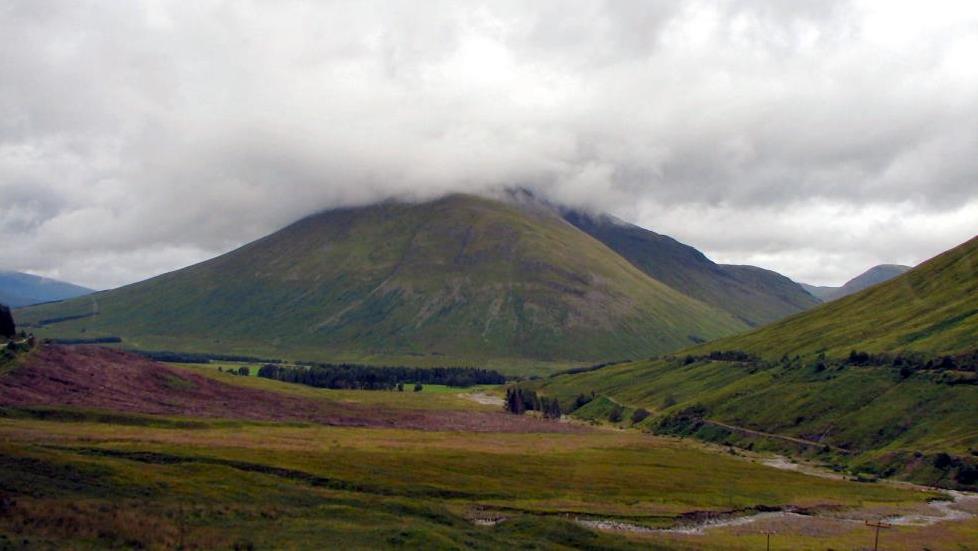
1, 346, 977, 549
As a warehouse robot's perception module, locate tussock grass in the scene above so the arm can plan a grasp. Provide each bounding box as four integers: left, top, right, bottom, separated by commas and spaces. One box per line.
0, 409, 930, 549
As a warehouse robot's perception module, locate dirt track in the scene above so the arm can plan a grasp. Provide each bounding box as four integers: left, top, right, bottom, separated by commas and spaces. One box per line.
0, 345, 583, 434
703, 419, 851, 454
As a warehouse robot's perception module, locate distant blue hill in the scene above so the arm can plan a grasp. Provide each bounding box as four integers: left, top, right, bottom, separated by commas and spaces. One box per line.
801, 264, 912, 302
0, 271, 94, 308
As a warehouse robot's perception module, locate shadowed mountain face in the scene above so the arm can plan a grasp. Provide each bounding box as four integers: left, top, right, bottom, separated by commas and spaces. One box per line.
0, 271, 93, 308
562, 211, 820, 327
16, 195, 749, 368
802, 264, 912, 302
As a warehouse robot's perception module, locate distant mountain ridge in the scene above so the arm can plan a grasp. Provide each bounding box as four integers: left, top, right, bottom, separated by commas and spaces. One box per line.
802, 264, 911, 302
0, 271, 93, 308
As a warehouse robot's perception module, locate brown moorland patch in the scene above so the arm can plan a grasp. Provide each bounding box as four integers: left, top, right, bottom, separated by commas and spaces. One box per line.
0, 345, 583, 433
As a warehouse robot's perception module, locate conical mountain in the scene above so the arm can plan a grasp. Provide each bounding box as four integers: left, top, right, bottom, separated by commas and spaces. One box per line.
18, 195, 747, 370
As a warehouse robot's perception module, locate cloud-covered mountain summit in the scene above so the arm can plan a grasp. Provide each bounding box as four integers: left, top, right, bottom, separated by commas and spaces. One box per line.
2, 1, 977, 290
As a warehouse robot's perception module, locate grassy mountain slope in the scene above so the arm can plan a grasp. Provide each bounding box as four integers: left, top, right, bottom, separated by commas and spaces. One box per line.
16, 195, 746, 371
803, 264, 912, 302
0, 271, 93, 308
698, 236, 977, 359
563, 211, 819, 326
540, 353, 978, 483
536, 235, 978, 486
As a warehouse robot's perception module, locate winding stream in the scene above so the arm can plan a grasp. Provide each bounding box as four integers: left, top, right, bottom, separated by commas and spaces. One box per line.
577, 511, 811, 536
888, 490, 978, 526
574, 456, 978, 536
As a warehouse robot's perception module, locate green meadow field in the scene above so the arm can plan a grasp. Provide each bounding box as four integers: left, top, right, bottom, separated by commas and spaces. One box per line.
3, 349, 978, 550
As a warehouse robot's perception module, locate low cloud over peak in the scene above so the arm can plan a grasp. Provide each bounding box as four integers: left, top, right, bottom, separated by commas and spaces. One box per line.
2, 0, 977, 289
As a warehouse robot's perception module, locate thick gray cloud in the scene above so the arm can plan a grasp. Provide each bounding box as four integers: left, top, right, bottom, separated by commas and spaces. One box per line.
1, 0, 976, 288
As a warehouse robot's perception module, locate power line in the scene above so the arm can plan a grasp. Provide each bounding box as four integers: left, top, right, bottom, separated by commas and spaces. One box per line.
865, 519, 892, 551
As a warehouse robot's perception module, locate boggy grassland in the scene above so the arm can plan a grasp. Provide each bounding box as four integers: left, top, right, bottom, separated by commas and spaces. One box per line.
1, 346, 977, 549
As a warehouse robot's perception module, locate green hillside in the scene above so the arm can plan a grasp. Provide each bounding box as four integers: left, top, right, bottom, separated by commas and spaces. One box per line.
563, 211, 819, 326
536, 235, 978, 486
696, 235, 978, 359
16, 195, 746, 373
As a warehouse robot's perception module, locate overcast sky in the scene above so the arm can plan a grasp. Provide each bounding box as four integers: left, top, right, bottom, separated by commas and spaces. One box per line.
2, 0, 977, 289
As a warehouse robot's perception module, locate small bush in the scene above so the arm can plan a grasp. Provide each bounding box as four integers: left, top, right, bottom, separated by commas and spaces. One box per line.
630, 408, 650, 424
571, 393, 593, 411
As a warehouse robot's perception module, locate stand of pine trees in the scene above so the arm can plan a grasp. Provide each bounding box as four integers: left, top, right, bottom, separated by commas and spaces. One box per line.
504, 386, 561, 419
679, 349, 978, 381
257, 363, 505, 390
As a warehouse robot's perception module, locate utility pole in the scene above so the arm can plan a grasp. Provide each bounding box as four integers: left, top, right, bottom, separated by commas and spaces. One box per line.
865, 519, 891, 551
762, 530, 773, 551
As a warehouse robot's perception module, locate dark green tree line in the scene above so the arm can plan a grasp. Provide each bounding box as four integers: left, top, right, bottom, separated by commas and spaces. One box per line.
504, 386, 561, 419
257, 363, 505, 390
